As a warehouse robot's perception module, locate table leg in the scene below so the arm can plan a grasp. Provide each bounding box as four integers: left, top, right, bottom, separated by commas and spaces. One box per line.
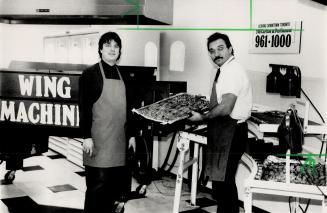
173, 148, 186, 213
244, 186, 252, 213
322, 196, 326, 213
190, 143, 199, 206
152, 136, 159, 170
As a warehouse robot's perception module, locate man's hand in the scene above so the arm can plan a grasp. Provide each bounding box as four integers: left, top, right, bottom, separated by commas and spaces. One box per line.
188, 111, 204, 122
83, 138, 94, 157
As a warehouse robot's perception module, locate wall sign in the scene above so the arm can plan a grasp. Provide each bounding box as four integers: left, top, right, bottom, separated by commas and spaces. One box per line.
249, 21, 302, 54
0, 71, 80, 128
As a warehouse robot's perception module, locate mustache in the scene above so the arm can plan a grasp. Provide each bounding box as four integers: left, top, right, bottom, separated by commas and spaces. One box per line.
214, 56, 223, 61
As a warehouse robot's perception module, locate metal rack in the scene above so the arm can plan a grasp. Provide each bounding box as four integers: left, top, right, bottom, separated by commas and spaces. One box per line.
172, 125, 257, 213
244, 101, 327, 213
244, 150, 327, 213
172, 100, 327, 213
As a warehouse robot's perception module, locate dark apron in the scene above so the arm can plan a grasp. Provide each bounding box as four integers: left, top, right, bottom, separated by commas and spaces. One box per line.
83, 62, 127, 168
205, 74, 237, 181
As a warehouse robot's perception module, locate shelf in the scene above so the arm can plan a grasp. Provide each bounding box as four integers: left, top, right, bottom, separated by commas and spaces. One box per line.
49, 141, 67, 157
72, 138, 84, 143
49, 137, 68, 150
68, 149, 83, 160
67, 154, 83, 168
245, 105, 327, 213
50, 136, 68, 143
68, 139, 83, 151
66, 138, 84, 168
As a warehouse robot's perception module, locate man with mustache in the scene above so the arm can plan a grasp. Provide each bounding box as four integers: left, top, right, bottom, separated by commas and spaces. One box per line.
188, 32, 252, 213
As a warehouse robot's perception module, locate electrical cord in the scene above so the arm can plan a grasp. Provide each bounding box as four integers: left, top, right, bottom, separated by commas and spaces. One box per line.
291, 107, 304, 134
152, 180, 172, 196
159, 131, 177, 172
142, 136, 151, 170
301, 88, 325, 124
288, 197, 310, 213
135, 135, 151, 170
167, 149, 180, 173
294, 156, 327, 213
151, 179, 190, 197
300, 88, 327, 164
299, 198, 311, 213
285, 110, 323, 213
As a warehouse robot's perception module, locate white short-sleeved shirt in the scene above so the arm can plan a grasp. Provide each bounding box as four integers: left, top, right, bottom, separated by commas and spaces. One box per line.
213, 56, 252, 122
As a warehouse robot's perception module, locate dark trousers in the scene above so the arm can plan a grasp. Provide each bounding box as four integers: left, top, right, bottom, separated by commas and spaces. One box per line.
84, 166, 130, 213
212, 122, 248, 213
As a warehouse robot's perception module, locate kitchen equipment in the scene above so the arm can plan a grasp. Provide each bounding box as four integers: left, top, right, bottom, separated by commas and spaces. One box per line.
0, 0, 173, 25
266, 64, 283, 93
280, 65, 301, 98
266, 64, 301, 98
278, 106, 304, 154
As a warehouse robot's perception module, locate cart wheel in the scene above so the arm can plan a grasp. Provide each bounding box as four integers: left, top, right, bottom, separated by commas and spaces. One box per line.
136, 184, 147, 196
4, 170, 15, 184
114, 202, 125, 213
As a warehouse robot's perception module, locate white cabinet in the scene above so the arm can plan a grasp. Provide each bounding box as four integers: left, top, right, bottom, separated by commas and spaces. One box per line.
68, 35, 83, 64
49, 136, 84, 168
67, 138, 84, 168
82, 33, 99, 65
48, 136, 69, 157
44, 37, 57, 63
44, 32, 99, 65
55, 36, 70, 64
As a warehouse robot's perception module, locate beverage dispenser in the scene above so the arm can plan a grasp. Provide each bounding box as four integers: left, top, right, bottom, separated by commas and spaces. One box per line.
279, 65, 301, 98
266, 64, 301, 98
266, 64, 283, 93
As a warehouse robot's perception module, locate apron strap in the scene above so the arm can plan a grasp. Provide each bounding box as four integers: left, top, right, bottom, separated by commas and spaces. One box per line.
115, 66, 123, 81
98, 61, 106, 80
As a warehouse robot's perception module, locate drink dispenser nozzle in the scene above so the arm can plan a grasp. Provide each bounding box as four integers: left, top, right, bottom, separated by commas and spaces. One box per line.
266, 64, 283, 93
280, 65, 301, 98
266, 64, 301, 98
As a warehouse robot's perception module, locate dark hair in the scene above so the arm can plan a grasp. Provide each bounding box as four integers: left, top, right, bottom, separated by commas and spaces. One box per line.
207, 32, 234, 55
98, 31, 122, 60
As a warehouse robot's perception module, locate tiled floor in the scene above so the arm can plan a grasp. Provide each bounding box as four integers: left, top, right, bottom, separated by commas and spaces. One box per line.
0, 150, 245, 213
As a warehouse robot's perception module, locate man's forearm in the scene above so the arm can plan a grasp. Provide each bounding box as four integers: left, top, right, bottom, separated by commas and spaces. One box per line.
202, 93, 236, 121
202, 103, 231, 121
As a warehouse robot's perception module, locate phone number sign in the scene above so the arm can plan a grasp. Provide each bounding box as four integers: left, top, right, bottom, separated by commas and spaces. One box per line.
249, 21, 302, 54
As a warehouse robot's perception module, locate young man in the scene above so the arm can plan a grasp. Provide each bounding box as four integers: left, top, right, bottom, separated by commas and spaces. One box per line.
188, 32, 252, 213
79, 31, 129, 213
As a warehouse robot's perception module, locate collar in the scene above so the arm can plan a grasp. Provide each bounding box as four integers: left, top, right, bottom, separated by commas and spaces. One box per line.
101, 60, 117, 70
217, 55, 235, 69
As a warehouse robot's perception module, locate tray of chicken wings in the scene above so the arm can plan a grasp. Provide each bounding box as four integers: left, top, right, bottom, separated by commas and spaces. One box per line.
132, 93, 209, 125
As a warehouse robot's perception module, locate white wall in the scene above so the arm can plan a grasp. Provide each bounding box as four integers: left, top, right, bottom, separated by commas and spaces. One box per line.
173, 0, 250, 28
160, 0, 327, 121
160, 31, 213, 96
171, 0, 326, 79
0, 25, 159, 69
158, 1, 326, 212
171, 0, 327, 77
249, 0, 327, 79
92, 26, 160, 67
0, 24, 88, 68
0, 24, 4, 67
